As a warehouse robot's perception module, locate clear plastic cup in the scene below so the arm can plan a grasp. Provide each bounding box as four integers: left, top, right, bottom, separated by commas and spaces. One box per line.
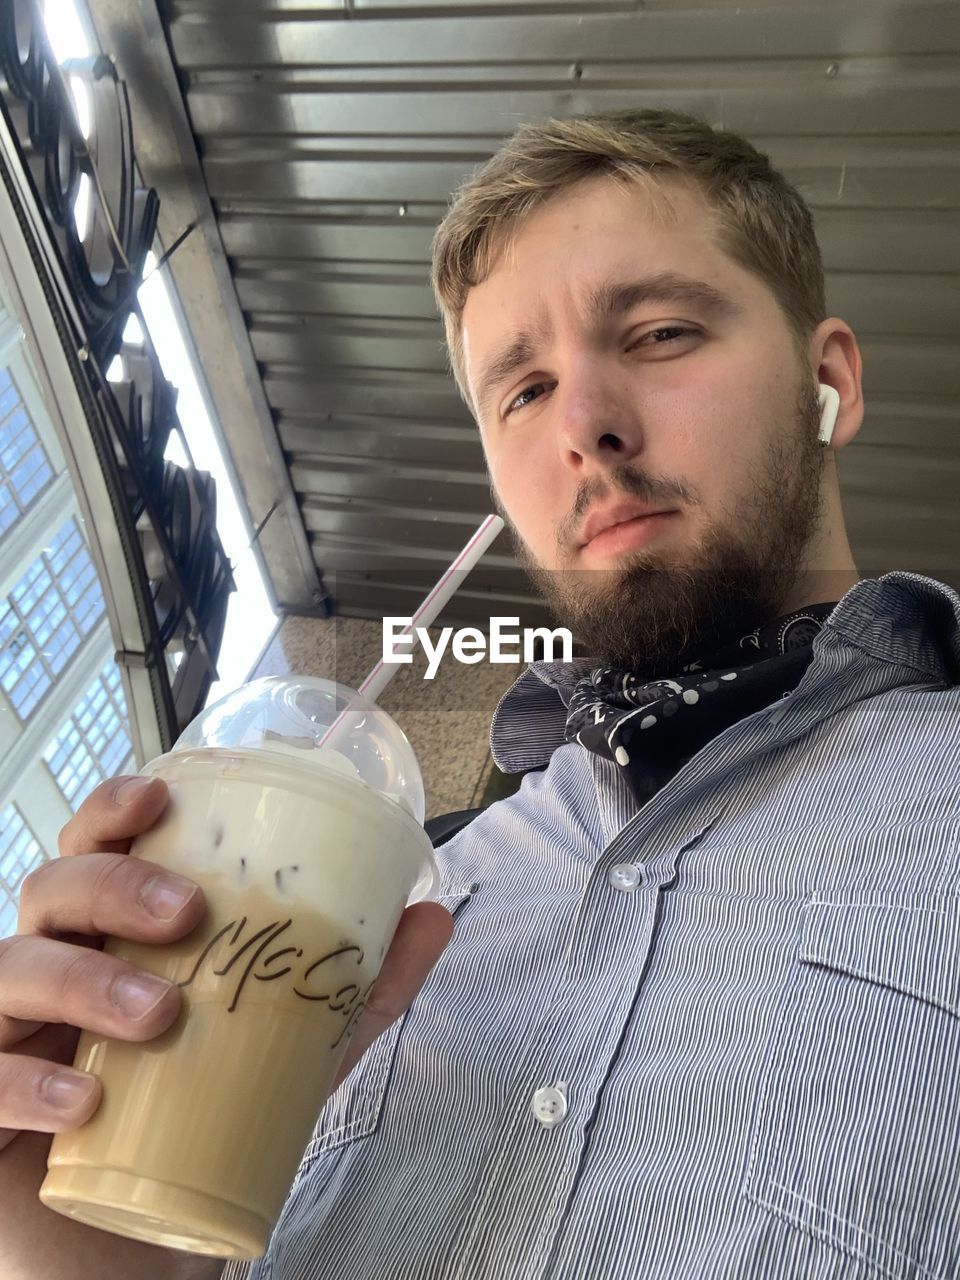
40, 677, 436, 1259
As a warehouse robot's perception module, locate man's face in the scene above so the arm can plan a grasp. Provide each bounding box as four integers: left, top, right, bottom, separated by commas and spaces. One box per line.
461, 174, 826, 676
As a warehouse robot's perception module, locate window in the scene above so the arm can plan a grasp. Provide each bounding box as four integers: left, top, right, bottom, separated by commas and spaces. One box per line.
0, 803, 45, 937
0, 235, 143, 883
0, 517, 105, 719
0, 365, 55, 535
44, 658, 134, 811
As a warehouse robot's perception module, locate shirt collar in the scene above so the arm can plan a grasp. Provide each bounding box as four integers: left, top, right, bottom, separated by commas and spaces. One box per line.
489, 572, 960, 774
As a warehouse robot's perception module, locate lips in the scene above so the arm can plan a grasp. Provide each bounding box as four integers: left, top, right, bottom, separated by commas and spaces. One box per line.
579, 502, 674, 548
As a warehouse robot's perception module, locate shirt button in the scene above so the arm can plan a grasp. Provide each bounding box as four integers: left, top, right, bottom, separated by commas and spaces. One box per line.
532, 1084, 568, 1129
608, 862, 642, 891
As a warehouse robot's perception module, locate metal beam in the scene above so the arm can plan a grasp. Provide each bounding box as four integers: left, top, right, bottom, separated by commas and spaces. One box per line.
80, 0, 321, 611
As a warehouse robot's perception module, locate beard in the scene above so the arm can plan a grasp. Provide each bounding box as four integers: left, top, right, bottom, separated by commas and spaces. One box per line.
502, 378, 826, 678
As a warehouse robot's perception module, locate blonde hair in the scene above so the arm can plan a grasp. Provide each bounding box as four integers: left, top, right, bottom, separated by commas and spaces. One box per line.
430, 109, 826, 411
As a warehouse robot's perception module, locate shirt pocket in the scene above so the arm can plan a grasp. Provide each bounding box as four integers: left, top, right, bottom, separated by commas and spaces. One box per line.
295, 884, 475, 1175
744, 894, 960, 1280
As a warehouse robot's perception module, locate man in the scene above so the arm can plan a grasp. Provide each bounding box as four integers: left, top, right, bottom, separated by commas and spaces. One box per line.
2, 108, 959, 1279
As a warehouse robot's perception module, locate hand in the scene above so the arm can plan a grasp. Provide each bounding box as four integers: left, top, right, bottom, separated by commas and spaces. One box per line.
0, 773, 454, 1149
0, 775, 204, 1152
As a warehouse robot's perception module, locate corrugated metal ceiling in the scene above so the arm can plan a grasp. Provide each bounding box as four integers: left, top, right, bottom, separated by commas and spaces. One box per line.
113, 0, 960, 624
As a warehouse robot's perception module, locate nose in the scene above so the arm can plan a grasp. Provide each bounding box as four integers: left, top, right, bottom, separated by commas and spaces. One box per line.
555, 363, 645, 475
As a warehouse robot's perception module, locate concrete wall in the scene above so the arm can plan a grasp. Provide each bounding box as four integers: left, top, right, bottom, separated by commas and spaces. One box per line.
252, 616, 519, 820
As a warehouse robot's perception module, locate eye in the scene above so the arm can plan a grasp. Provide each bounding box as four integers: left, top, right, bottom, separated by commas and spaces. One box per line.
629, 325, 699, 350
504, 380, 551, 417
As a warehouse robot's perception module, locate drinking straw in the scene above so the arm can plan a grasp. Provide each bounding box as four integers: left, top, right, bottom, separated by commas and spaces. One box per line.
358, 513, 504, 702
319, 513, 504, 744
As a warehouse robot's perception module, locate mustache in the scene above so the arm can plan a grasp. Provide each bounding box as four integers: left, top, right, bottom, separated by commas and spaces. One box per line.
556, 465, 691, 552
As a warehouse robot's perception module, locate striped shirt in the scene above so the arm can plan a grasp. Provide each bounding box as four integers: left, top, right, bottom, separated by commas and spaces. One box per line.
229, 571, 960, 1280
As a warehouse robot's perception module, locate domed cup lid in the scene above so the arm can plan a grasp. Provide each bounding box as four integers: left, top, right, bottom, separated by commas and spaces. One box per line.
171, 676, 428, 828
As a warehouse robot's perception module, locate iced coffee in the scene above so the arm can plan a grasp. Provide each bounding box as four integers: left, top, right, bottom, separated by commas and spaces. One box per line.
39, 678, 436, 1259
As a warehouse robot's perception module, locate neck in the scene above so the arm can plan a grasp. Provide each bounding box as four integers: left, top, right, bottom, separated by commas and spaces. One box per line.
781, 565, 860, 615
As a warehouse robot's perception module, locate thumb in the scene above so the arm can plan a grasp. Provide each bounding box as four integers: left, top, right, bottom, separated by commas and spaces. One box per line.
333, 901, 454, 1089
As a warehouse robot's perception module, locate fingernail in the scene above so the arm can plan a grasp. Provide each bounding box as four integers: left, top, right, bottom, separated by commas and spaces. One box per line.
43, 1070, 98, 1111
112, 972, 173, 1020
139, 872, 199, 921
115, 776, 158, 806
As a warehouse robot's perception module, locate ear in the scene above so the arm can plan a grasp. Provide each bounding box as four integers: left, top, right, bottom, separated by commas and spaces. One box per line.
810, 319, 864, 452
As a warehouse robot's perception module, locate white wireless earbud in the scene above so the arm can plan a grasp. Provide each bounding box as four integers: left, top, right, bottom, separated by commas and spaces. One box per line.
817, 384, 840, 447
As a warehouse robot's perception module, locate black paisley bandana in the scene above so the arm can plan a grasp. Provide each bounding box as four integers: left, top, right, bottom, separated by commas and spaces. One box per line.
563, 602, 838, 805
